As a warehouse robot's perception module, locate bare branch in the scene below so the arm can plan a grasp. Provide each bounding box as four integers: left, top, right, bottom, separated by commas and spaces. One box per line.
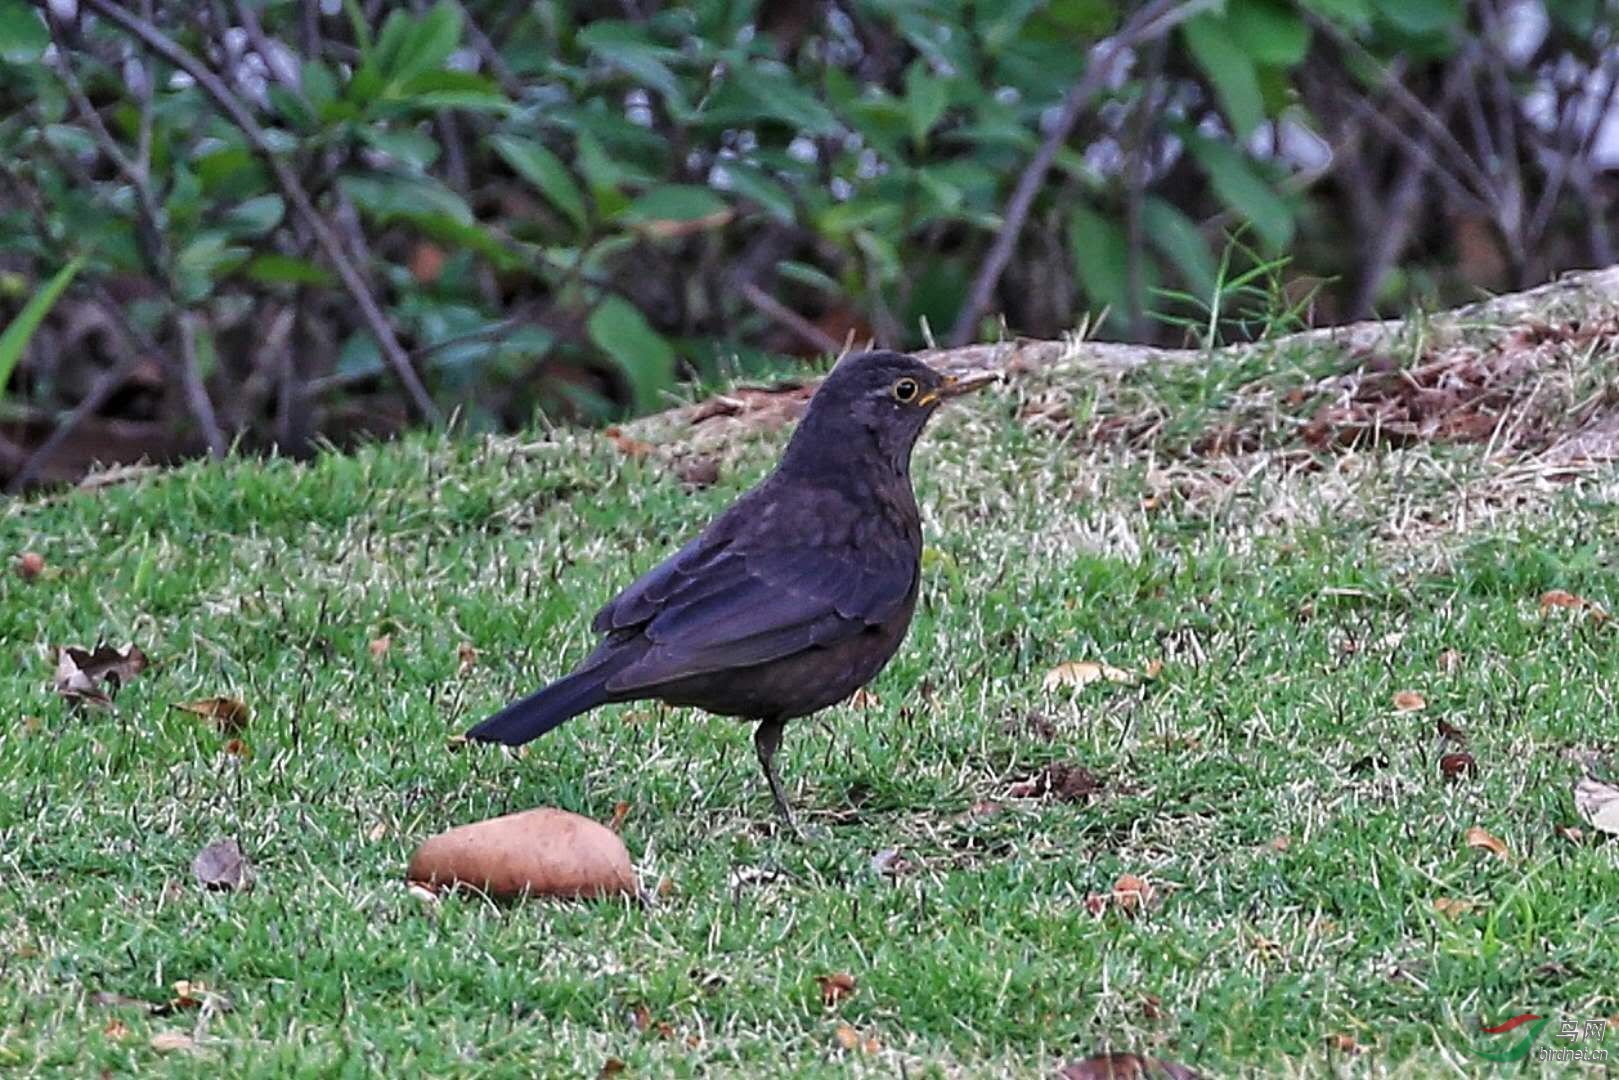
77, 0, 442, 424
947, 0, 1216, 346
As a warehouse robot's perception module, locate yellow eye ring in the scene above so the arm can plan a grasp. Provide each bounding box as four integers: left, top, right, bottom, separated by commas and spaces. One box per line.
892, 377, 920, 403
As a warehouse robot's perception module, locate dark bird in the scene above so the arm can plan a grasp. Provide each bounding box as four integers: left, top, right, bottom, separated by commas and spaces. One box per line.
466, 350, 997, 832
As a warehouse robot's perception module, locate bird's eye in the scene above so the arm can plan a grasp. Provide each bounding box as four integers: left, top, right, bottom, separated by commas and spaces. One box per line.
891, 377, 920, 403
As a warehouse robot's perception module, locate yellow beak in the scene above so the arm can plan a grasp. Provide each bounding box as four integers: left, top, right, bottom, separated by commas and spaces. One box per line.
918, 370, 1001, 407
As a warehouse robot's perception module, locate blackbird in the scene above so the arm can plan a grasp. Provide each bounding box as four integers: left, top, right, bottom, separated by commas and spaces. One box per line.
466, 350, 997, 831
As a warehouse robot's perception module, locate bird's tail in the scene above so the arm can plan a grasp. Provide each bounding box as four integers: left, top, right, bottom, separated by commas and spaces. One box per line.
464, 656, 625, 746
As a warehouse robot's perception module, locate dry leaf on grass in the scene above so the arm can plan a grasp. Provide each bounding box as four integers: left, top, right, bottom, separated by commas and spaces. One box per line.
1008, 762, 1104, 801
1043, 661, 1137, 690
15, 551, 44, 579
606, 801, 632, 833
598, 1057, 626, 1077
674, 455, 720, 489
816, 972, 857, 1007
1465, 825, 1510, 859
149, 1030, 196, 1053
193, 838, 250, 891
1437, 648, 1463, 673
457, 643, 478, 676
1325, 1033, 1363, 1055
1058, 1052, 1200, 1079
1573, 776, 1619, 835
1440, 752, 1477, 780
1392, 690, 1426, 712
1112, 874, 1155, 916
54, 644, 148, 706
1540, 589, 1609, 621
1432, 897, 1472, 918
604, 426, 654, 457
173, 696, 249, 734
368, 635, 392, 661
103, 1018, 129, 1039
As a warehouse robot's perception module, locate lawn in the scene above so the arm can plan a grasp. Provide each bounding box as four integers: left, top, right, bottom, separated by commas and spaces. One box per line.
2, 328, 1618, 1076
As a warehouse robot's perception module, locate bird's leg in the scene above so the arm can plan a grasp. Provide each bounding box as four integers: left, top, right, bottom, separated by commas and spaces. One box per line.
753, 717, 800, 835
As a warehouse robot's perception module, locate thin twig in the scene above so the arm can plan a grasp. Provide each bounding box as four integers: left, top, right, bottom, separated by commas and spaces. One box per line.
80, 0, 442, 423
947, 0, 1213, 346
178, 312, 228, 457
741, 283, 841, 355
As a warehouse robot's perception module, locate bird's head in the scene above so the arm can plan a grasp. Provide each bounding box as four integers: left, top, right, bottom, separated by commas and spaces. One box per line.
782, 350, 1000, 477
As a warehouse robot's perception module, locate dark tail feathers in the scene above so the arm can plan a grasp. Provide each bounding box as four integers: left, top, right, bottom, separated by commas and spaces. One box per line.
465, 661, 619, 746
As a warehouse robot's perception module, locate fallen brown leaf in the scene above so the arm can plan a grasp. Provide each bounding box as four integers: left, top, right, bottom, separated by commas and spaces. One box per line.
149, 1030, 195, 1053
1008, 762, 1104, 802
607, 801, 632, 833
833, 1023, 860, 1050
1139, 995, 1163, 1021
1043, 661, 1136, 690
1540, 589, 1608, 620
630, 1003, 652, 1033
1440, 752, 1477, 780
599, 1057, 626, 1077
1465, 825, 1509, 859
1392, 690, 1426, 712
1112, 874, 1155, 916
1436, 718, 1468, 746
54, 643, 148, 706
192, 838, 249, 891
409, 242, 445, 284
1326, 1033, 1363, 1055
1432, 896, 1472, 918
817, 972, 857, 1007
1143, 658, 1165, 679
1573, 775, 1619, 835
103, 1018, 129, 1039
16, 551, 44, 579
173, 696, 249, 734
368, 635, 392, 661
1437, 648, 1463, 673
1058, 1052, 1200, 1079
656, 877, 676, 898
604, 426, 654, 457
1084, 893, 1108, 917
222, 738, 251, 758
457, 643, 478, 676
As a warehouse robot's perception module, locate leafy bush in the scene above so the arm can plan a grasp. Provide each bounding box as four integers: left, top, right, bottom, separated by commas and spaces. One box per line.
0, 0, 1613, 486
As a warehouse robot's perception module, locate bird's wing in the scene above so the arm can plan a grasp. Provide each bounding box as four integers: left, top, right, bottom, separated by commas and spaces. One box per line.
590, 486, 917, 692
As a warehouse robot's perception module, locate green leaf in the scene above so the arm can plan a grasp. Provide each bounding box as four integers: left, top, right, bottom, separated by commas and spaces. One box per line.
1227, 0, 1312, 67
1300, 0, 1371, 23
340, 173, 474, 225
0, 257, 81, 399
1372, 0, 1461, 35
1067, 204, 1131, 321
1142, 197, 1217, 297
620, 185, 727, 224
302, 60, 339, 111
1182, 15, 1265, 137
0, 0, 48, 64
586, 295, 676, 414
360, 126, 442, 167
727, 66, 840, 135
391, 70, 513, 113
577, 22, 688, 114
491, 134, 588, 230
176, 231, 249, 302
244, 254, 334, 286
903, 61, 949, 148
387, 1, 462, 86
223, 194, 286, 238
718, 164, 796, 222
1185, 135, 1294, 250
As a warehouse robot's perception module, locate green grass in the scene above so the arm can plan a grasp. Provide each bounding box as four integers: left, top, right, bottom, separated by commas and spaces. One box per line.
2, 348, 1618, 1076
